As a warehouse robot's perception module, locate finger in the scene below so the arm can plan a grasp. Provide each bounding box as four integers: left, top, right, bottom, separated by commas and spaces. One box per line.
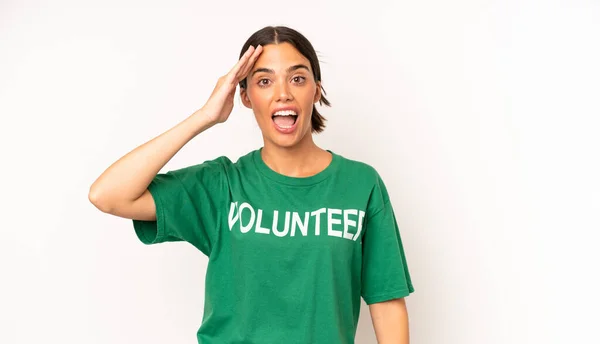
238, 45, 263, 82
227, 46, 255, 83
242, 45, 263, 76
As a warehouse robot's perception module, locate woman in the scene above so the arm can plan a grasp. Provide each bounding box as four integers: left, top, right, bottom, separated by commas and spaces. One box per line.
89, 25, 414, 344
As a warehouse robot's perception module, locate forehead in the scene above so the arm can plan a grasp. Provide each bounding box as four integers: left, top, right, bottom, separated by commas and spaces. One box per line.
252, 42, 311, 71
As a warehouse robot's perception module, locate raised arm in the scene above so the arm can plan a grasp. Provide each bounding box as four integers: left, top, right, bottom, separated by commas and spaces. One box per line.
88, 44, 263, 221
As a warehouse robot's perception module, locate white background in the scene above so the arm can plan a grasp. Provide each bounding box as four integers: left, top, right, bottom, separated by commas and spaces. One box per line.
1, 0, 599, 343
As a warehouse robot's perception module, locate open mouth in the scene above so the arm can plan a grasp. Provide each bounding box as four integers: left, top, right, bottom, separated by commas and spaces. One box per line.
272, 110, 298, 129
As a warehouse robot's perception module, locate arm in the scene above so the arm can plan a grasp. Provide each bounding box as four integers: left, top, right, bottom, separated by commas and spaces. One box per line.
88, 45, 263, 220
369, 297, 410, 344
88, 110, 215, 220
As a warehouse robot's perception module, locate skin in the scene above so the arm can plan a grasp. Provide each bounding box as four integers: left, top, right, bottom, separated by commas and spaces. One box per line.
370, 297, 410, 344
239, 42, 332, 178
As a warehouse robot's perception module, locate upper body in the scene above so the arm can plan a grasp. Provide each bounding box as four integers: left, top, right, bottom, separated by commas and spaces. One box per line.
89, 25, 414, 343
132, 147, 414, 343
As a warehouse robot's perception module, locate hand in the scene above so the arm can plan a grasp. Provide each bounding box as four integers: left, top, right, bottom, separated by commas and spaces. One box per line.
200, 45, 263, 125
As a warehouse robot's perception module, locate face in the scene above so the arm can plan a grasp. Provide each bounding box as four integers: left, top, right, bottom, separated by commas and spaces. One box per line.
240, 42, 321, 149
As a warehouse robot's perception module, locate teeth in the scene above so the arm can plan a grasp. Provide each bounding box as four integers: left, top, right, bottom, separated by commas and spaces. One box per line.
273, 110, 297, 116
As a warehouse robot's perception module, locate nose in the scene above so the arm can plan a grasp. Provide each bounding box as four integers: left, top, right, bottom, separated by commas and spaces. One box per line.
274, 81, 293, 102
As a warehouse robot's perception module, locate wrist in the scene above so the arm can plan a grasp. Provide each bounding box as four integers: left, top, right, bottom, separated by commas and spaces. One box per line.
189, 109, 218, 134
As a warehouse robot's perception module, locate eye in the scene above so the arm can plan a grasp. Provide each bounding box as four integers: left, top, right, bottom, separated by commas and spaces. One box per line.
292, 76, 306, 84
257, 78, 271, 87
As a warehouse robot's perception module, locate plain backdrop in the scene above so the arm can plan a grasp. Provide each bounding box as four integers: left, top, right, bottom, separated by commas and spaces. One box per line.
1, 0, 599, 343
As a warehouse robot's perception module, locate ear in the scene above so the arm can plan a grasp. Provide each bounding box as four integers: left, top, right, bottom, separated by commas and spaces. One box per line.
313, 81, 322, 104
240, 87, 252, 109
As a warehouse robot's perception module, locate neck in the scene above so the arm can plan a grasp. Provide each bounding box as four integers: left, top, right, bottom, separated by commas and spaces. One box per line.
261, 133, 330, 178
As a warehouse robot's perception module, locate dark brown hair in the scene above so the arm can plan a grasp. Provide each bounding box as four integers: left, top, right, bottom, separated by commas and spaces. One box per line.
238, 26, 331, 133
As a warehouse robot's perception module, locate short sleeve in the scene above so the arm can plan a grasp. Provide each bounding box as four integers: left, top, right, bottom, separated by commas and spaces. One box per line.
132, 157, 229, 257
361, 179, 414, 304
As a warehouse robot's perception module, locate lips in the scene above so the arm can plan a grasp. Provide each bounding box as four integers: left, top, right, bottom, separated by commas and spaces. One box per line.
269, 105, 301, 134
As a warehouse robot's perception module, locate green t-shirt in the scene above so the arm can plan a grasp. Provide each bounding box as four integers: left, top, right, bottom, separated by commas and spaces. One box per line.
133, 147, 414, 344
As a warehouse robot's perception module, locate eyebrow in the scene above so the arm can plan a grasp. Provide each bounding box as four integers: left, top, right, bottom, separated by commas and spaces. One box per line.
251, 64, 310, 77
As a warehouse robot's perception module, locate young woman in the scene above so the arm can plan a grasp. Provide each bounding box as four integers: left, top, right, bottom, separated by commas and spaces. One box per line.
89, 26, 414, 344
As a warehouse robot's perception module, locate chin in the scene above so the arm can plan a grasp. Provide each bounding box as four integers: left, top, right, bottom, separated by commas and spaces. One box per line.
267, 127, 311, 149
267, 135, 301, 149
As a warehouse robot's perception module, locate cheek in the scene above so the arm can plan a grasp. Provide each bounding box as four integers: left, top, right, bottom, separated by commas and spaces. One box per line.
300, 88, 317, 108
302, 83, 317, 100
246, 89, 270, 122
247, 88, 268, 106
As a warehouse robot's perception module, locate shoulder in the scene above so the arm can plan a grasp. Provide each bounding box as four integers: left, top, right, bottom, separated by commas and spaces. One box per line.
334, 151, 391, 207
165, 155, 234, 184
334, 151, 385, 183
167, 149, 260, 181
